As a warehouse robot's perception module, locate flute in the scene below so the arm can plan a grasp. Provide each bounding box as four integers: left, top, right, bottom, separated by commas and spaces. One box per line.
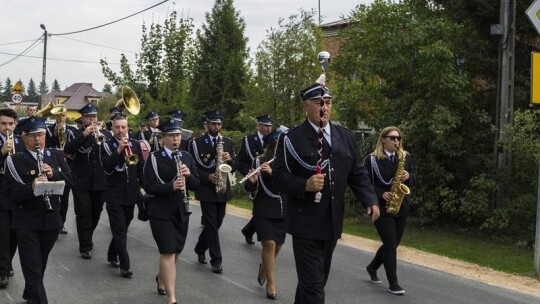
238, 158, 274, 184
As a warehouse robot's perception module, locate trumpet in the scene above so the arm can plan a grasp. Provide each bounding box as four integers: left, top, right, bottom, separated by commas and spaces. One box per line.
36, 145, 54, 213
239, 158, 274, 184
173, 144, 191, 214
122, 135, 139, 166
92, 122, 107, 145
5, 131, 15, 155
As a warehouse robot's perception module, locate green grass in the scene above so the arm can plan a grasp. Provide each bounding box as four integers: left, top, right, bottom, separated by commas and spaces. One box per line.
229, 198, 537, 278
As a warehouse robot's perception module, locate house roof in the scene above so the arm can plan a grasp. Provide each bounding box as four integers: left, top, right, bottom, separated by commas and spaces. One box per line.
57, 83, 103, 110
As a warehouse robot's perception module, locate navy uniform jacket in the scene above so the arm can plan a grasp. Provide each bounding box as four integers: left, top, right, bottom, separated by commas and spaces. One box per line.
244, 157, 284, 219
0, 134, 25, 210
143, 129, 161, 152
188, 133, 238, 203
363, 152, 415, 217
45, 123, 78, 150
63, 128, 106, 191
4, 148, 74, 230
237, 132, 264, 176
143, 149, 199, 222
101, 137, 144, 206
272, 120, 378, 240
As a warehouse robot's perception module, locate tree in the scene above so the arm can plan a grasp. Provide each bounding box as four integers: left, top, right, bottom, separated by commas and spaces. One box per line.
244, 9, 322, 130
38, 80, 49, 95
51, 79, 61, 91
188, 0, 249, 129
2, 78, 12, 102
27, 78, 38, 104
335, 0, 493, 227
102, 83, 113, 94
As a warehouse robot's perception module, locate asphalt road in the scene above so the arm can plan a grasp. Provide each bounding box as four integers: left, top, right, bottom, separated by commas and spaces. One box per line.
1, 201, 539, 304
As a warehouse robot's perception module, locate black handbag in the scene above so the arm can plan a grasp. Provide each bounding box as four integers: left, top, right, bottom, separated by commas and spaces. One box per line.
137, 194, 149, 222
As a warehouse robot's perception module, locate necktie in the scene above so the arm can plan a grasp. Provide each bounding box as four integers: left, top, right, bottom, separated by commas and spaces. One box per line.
212, 138, 217, 148
390, 155, 395, 163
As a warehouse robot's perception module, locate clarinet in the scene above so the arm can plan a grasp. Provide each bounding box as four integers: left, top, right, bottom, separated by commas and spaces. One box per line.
36, 145, 54, 213
173, 145, 192, 214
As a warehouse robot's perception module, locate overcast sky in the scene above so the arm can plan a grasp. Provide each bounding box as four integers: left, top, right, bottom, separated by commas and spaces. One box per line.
0, 0, 371, 93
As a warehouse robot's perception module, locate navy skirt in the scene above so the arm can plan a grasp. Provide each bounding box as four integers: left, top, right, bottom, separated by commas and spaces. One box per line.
149, 208, 189, 254
254, 216, 286, 244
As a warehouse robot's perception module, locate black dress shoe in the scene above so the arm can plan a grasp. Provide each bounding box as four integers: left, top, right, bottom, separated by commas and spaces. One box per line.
257, 263, 266, 286
0, 276, 8, 288
196, 251, 207, 264
266, 292, 277, 300
366, 266, 381, 284
211, 264, 223, 274
241, 228, 255, 245
120, 269, 133, 278
155, 275, 167, 295
81, 251, 92, 260
59, 226, 68, 234
107, 257, 120, 268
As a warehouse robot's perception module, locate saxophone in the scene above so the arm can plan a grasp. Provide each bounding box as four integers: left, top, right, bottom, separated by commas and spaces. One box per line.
215, 136, 232, 194
385, 148, 411, 216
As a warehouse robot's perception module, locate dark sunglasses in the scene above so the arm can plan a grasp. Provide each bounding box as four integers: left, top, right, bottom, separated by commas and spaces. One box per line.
385, 135, 401, 141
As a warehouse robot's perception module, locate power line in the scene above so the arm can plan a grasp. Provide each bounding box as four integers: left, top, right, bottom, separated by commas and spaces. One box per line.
0, 38, 41, 46
0, 51, 138, 66
50, 0, 170, 36
54, 36, 138, 54
0, 36, 43, 67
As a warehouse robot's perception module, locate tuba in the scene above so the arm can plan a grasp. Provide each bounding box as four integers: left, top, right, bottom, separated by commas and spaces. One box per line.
51, 104, 67, 149
115, 86, 140, 115
36, 98, 55, 117
215, 136, 232, 194
385, 148, 411, 216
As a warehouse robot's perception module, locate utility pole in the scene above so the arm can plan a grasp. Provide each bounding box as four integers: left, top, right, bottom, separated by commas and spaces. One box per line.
40, 23, 47, 109
318, 0, 321, 26
494, 0, 516, 207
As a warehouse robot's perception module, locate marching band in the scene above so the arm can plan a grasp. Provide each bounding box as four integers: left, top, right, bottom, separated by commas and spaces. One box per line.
0, 79, 387, 304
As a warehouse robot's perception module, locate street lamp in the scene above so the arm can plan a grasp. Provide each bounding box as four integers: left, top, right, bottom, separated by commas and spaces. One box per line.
40, 23, 48, 109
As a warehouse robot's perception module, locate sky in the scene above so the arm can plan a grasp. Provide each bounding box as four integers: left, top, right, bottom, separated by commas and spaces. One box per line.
0, 0, 372, 93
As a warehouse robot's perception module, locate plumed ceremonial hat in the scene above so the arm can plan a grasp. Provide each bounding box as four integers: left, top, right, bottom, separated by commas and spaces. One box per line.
299, 83, 332, 101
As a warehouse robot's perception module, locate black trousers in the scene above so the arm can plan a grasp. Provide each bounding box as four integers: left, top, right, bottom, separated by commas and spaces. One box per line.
72, 190, 104, 253
0, 209, 17, 277
17, 229, 58, 304
292, 236, 337, 304
194, 201, 226, 266
106, 203, 134, 270
369, 216, 407, 284
60, 185, 71, 225
241, 217, 256, 237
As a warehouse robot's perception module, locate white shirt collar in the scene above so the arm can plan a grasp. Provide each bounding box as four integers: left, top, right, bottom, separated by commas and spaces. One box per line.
26, 148, 38, 160
384, 150, 395, 158
257, 131, 264, 142
308, 120, 331, 136
164, 146, 174, 158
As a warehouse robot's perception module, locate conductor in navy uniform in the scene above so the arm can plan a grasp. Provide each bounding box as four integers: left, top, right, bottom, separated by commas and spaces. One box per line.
143, 119, 199, 304
0, 108, 25, 288
143, 112, 161, 151
189, 110, 238, 273
4, 116, 74, 304
237, 114, 273, 245
100, 113, 144, 278
63, 104, 107, 260
272, 83, 380, 304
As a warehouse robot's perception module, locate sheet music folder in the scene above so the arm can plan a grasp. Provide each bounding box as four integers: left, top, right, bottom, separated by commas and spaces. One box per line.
34, 181, 65, 196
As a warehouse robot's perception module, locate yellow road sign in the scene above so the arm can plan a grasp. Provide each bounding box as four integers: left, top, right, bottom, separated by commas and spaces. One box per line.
532, 52, 540, 105
12, 80, 23, 93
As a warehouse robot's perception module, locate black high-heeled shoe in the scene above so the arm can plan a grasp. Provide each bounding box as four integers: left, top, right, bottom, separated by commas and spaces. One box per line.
257, 263, 266, 286
155, 275, 167, 295
266, 292, 277, 300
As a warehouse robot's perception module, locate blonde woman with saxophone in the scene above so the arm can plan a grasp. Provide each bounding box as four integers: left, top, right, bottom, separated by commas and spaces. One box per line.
364, 126, 416, 295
